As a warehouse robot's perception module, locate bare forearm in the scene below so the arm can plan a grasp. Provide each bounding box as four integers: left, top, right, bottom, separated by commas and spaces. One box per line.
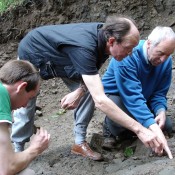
94, 96, 142, 133
11, 148, 38, 173
0, 124, 34, 174
0, 126, 50, 174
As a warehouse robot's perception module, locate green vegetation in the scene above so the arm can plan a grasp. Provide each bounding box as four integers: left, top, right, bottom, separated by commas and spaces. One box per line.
0, 0, 23, 13
124, 147, 134, 157
56, 109, 67, 115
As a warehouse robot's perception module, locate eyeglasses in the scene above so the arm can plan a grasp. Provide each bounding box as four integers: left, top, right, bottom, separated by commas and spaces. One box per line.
116, 43, 133, 55
118, 43, 133, 55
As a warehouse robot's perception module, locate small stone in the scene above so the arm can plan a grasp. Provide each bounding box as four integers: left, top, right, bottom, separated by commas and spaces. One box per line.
35, 110, 43, 117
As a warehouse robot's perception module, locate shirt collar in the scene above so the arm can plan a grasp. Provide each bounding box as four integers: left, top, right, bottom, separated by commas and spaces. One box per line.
143, 40, 149, 64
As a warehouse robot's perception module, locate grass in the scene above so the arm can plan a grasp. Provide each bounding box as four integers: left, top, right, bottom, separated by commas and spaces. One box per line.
0, 0, 23, 13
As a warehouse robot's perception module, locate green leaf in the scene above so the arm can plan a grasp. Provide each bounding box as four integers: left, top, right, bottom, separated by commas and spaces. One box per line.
124, 147, 134, 157
56, 109, 67, 115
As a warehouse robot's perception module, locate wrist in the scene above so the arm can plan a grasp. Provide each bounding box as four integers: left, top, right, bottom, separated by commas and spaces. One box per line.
129, 120, 142, 135
79, 84, 87, 93
26, 146, 39, 158
77, 87, 85, 97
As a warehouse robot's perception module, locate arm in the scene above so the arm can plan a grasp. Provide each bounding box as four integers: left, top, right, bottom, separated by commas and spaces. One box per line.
82, 74, 172, 159
0, 123, 50, 174
149, 58, 172, 116
149, 60, 172, 129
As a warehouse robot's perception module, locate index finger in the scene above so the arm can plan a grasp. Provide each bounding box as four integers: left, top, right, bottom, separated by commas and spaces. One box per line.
164, 144, 173, 159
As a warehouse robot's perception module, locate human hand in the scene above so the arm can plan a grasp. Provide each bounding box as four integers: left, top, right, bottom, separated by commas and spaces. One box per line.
29, 127, 50, 155
136, 125, 163, 152
155, 111, 166, 129
60, 88, 84, 110
149, 123, 173, 159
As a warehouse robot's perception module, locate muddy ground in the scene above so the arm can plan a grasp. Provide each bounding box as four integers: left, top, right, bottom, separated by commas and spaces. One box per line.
1, 0, 175, 174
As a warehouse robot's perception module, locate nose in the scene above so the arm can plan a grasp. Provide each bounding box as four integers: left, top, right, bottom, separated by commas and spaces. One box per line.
160, 56, 167, 63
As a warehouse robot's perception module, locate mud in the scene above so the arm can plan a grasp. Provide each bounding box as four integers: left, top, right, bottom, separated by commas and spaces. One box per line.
1, 0, 175, 174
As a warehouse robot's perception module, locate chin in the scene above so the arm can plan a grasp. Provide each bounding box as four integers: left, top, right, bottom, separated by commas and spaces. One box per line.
114, 57, 123, 61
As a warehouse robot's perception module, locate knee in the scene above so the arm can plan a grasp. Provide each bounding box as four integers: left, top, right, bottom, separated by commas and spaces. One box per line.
164, 117, 172, 134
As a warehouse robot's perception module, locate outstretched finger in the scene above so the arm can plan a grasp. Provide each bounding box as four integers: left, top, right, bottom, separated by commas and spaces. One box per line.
164, 145, 173, 159
48, 133, 51, 141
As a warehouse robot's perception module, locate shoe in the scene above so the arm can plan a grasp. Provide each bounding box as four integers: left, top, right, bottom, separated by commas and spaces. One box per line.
102, 137, 117, 150
13, 142, 25, 152
71, 142, 103, 161
102, 120, 117, 149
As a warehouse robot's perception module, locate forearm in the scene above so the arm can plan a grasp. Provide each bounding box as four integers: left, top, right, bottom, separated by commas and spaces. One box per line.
13, 127, 51, 173
0, 126, 50, 174
0, 147, 38, 174
12, 148, 38, 173
94, 95, 143, 134
0, 134, 38, 174
82, 74, 143, 134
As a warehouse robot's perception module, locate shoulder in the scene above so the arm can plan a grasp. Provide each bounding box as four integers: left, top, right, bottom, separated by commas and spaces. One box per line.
0, 83, 8, 96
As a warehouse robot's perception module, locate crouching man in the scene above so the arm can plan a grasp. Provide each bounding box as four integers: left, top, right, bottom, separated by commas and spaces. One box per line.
102, 26, 175, 158
0, 60, 50, 175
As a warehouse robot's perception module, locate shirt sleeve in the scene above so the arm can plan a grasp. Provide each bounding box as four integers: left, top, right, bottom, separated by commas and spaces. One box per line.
0, 84, 12, 124
148, 58, 172, 115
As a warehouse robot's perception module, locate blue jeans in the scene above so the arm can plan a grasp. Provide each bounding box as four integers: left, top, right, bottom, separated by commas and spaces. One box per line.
104, 94, 172, 137
11, 78, 95, 146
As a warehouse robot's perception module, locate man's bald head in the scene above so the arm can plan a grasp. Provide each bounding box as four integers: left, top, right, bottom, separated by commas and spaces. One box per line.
102, 15, 140, 45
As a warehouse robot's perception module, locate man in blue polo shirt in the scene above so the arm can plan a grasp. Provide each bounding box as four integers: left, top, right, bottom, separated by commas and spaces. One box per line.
102, 26, 175, 151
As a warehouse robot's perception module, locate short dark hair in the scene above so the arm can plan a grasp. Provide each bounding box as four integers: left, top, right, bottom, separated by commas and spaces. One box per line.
0, 60, 40, 92
102, 15, 136, 43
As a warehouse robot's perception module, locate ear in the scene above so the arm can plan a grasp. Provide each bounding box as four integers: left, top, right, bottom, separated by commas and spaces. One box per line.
147, 40, 151, 49
108, 37, 116, 46
16, 82, 27, 93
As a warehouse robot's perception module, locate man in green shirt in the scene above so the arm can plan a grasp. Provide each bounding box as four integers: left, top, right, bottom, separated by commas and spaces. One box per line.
0, 60, 50, 175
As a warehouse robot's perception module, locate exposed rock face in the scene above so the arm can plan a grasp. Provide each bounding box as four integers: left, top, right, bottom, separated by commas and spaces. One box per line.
0, 0, 175, 44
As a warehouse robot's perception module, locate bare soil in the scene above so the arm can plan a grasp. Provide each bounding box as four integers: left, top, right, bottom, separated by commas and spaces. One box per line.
1, 0, 175, 174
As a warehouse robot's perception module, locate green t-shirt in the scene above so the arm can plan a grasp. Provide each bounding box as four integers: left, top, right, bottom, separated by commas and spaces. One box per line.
0, 83, 12, 124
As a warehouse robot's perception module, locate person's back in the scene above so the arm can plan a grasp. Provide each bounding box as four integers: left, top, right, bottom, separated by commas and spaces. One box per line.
18, 23, 104, 80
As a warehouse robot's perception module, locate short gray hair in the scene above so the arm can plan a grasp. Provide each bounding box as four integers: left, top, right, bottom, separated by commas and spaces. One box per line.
148, 26, 175, 47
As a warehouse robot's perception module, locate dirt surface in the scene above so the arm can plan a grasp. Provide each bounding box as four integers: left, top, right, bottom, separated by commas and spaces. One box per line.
1, 0, 175, 174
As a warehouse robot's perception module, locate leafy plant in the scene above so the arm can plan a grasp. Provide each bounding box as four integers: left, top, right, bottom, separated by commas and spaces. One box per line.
0, 0, 23, 13
124, 147, 134, 157
56, 108, 67, 115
